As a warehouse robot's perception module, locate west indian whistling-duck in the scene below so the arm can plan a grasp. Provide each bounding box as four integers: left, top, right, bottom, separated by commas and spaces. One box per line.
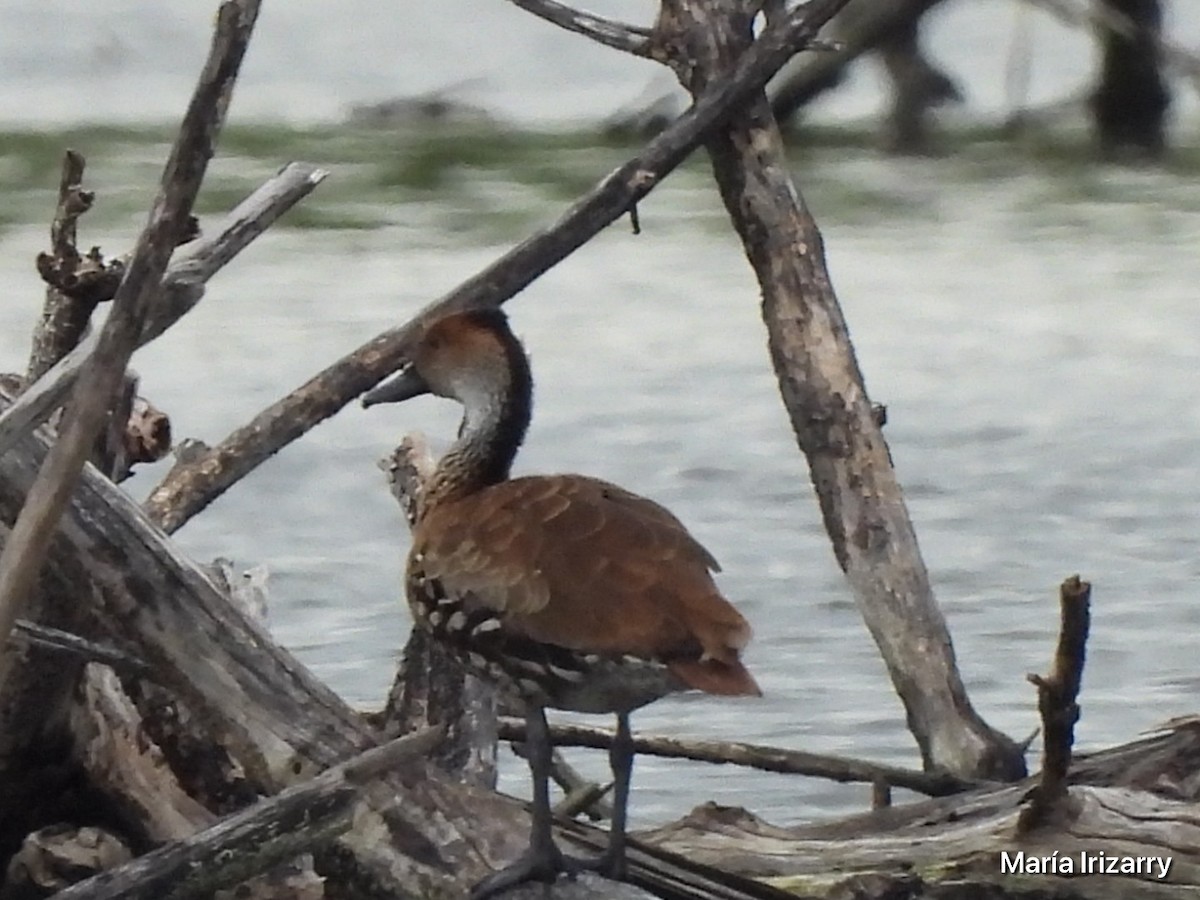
363, 308, 760, 898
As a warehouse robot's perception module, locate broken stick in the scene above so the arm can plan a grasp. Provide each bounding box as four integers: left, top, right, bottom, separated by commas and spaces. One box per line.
1017, 574, 1091, 833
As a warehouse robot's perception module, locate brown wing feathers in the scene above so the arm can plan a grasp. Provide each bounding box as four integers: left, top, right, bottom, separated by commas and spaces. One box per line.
413, 474, 761, 697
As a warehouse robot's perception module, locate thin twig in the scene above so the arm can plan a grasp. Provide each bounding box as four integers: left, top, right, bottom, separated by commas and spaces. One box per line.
0, 0, 262, 699
505, 0, 652, 57
0, 162, 327, 460
510, 740, 615, 820
498, 718, 978, 797
1017, 574, 1091, 834
142, 0, 849, 535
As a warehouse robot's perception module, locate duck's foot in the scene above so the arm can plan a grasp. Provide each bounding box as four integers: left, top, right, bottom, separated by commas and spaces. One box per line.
470, 842, 585, 900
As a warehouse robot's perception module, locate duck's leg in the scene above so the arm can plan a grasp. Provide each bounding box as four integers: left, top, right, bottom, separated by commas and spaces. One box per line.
470, 704, 568, 899
597, 710, 634, 880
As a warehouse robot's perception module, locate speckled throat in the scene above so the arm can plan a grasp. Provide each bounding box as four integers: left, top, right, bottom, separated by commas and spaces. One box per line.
420, 314, 533, 511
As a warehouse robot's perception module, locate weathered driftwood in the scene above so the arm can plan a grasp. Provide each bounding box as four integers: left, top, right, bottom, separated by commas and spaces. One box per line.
503, 0, 652, 57
8, 619, 150, 677
637, 782, 1199, 897
0, 155, 325, 844
71, 663, 215, 844
139, 0, 852, 537
0, 101, 323, 888
54, 727, 443, 900
3, 826, 133, 898
646, 0, 1024, 782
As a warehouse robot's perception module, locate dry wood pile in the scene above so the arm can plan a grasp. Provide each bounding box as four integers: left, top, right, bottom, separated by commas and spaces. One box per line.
0, 2, 1196, 899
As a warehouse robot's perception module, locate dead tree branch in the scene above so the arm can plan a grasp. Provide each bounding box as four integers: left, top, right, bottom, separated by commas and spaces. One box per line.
371, 437, 499, 789
0, 161, 326, 461
0, 0, 262, 699
27, 151, 113, 383
142, 0, 850, 536
505, 0, 652, 57
53, 727, 443, 900
498, 718, 977, 797
1018, 574, 1092, 834
651, 0, 1024, 781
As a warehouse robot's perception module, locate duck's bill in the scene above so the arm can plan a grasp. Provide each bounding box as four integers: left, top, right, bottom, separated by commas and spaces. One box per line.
361, 365, 431, 407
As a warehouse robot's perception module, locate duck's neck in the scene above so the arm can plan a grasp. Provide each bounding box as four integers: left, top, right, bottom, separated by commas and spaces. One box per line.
423, 339, 532, 512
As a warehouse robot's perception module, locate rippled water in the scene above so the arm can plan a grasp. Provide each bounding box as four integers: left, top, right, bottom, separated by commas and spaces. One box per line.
2, 134, 1198, 827
0, 0, 1198, 831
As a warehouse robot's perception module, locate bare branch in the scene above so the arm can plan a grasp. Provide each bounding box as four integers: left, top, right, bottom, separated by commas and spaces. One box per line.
27, 150, 106, 383
0, 162, 327, 460
498, 718, 978, 798
505, 0, 652, 57
0, 0, 262, 697
1018, 575, 1092, 834
142, 0, 849, 534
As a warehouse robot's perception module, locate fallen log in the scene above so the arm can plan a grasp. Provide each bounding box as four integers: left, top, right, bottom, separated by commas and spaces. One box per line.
54, 727, 443, 900
638, 783, 1199, 896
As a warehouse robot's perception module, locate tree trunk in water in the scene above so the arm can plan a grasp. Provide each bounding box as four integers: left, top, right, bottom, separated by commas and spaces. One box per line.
1090, 0, 1170, 160
769, 0, 961, 155
655, 0, 1025, 781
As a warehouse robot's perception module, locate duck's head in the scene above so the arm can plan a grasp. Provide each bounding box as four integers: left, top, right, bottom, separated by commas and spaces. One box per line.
362, 307, 530, 411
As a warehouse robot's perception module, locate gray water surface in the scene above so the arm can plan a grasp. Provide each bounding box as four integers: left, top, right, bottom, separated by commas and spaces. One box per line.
4, 145, 1197, 826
